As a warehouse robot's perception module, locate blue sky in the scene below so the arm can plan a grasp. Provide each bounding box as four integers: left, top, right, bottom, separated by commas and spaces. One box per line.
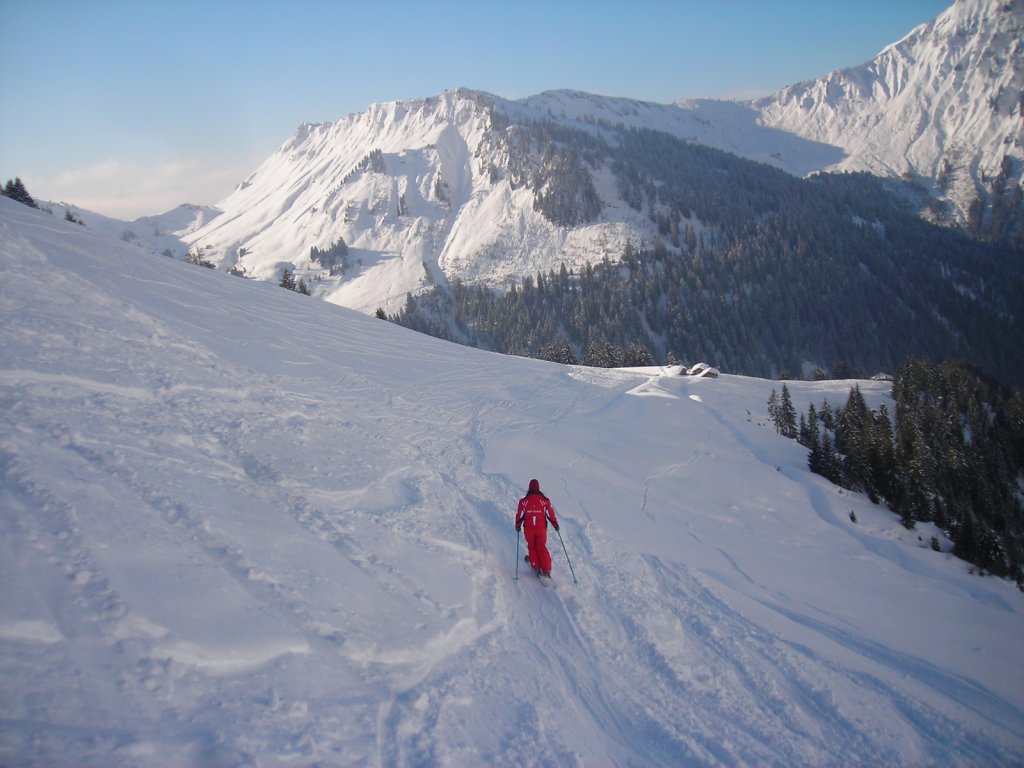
1, 0, 950, 219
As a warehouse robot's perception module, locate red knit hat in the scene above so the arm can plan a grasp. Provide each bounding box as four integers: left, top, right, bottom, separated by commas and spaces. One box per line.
529, 479, 540, 492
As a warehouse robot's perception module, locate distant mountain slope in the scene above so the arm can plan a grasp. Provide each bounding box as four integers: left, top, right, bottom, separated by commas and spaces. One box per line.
181, 89, 845, 315
753, 0, 1024, 230
175, 0, 1020, 319
45, 200, 220, 259
397, 142, 1024, 386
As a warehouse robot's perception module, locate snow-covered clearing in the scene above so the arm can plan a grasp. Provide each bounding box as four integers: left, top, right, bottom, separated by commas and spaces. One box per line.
1, 196, 1022, 766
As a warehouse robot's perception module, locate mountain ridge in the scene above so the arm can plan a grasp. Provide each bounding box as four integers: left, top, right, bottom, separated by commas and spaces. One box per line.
173, 87, 858, 315
50, 1, 1021, 330
754, 0, 1024, 228
167, 1, 1021, 315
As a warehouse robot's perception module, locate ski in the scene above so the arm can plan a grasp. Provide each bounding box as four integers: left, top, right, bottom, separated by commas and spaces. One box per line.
516, 556, 554, 585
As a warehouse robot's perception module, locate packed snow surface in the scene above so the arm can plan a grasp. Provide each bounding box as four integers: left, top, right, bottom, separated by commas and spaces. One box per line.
2, 196, 1023, 766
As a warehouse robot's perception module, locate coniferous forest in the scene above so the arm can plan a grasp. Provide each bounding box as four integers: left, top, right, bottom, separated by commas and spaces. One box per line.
770, 360, 1024, 586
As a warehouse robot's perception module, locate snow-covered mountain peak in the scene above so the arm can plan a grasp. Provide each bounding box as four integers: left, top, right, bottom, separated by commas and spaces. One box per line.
185, 88, 511, 313
755, 0, 1023, 223
134, 202, 221, 237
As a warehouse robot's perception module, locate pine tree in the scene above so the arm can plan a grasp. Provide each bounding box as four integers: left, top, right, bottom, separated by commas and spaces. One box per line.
805, 403, 824, 474
585, 339, 621, 368
538, 337, 577, 365
820, 432, 842, 485
806, 403, 820, 450
821, 400, 836, 432
2, 177, 38, 208
895, 424, 936, 528
779, 384, 797, 439
767, 389, 779, 428
834, 386, 871, 491
623, 343, 653, 367
836, 385, 867, 456
867, 404, 896, 503
310, 238, 350, 275
279, 268, 296, 291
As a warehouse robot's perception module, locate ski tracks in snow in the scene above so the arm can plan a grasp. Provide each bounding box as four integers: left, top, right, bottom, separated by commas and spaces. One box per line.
4, 205, 1023, 766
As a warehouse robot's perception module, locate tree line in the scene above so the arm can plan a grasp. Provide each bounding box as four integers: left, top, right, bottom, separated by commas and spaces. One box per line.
769, 359, 1024, 586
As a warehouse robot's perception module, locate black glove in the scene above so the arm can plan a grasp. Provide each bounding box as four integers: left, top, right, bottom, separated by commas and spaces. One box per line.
515, 524, 521, 532
553, 522, 559, 531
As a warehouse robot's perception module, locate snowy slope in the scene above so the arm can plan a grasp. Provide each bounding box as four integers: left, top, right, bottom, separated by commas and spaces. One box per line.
43, 200, 221, 260
754, 0, 1024, 224
3, 196, 1023, 766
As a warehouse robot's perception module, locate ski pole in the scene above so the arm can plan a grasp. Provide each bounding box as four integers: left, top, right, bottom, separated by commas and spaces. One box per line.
514, 530, 520, 581
555, 527, 578, 584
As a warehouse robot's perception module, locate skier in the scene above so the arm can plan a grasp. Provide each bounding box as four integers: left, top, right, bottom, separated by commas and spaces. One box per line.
515, 478, 559, 578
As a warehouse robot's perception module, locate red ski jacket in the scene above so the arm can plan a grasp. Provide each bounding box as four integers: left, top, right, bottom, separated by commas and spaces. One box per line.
516, 489, 558, 534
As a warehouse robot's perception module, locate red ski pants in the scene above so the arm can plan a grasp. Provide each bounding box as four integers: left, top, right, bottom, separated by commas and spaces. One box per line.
524, 527, 552, 573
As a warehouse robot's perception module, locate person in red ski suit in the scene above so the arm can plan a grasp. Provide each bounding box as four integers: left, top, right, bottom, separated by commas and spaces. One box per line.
515, 479, 559, 577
